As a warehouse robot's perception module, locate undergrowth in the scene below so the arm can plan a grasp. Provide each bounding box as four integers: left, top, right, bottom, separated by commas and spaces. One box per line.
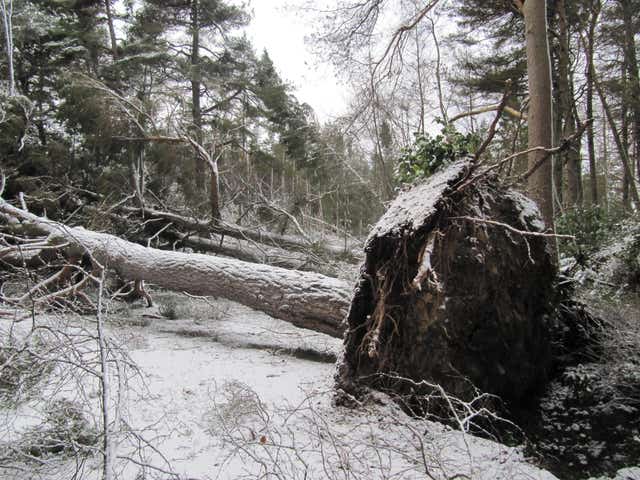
4, 399, 98, 462
556, 205, 627, 260
534, 297, 640, 479
0, 333, 53, 406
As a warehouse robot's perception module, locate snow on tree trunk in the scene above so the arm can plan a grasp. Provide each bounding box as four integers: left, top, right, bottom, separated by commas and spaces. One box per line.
337, 161, 557, 408
119, 206, 360, 260
0, 200, 351, 338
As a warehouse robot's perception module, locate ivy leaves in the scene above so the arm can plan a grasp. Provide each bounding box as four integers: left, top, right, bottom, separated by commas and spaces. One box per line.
394, 125, 479, 184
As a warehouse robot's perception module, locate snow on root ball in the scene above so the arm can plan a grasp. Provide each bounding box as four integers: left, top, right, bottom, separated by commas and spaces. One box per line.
337, 161, 557, 411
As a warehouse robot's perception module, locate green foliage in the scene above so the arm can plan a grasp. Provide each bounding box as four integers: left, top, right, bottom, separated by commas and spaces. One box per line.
394, 126, 479, 184
556, 205, 627, 258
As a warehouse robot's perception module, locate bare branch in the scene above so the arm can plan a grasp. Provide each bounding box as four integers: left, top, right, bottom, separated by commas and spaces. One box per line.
449, 104, 526, 123
373, 0, 440, 76
473, 83, 512, 163
451, 216, 575, 239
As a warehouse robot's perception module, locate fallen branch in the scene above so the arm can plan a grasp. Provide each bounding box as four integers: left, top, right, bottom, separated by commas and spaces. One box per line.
119, 205, 359, 261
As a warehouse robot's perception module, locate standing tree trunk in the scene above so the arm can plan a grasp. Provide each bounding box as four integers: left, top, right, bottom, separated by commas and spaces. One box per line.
552, 48, 564, 210
523, 0, 555, 232
186, 137, 221, 220
209, 152, 221, 220
557, 0, 582, 209
128, 146, 146, 210
602, 103, 609, 210
104, 0, 118, 60
414, 27, 426, 134
591, 60, 640, 206
0, 0, 15, 97
190, 0, 205, 191
622, 71, 632, 210
585, 0, 601, 206
619, 0, 640, 179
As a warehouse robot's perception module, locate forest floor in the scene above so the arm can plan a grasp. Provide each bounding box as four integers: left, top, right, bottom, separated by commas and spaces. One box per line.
3, 214, 640, 480
0, 291, 574, 480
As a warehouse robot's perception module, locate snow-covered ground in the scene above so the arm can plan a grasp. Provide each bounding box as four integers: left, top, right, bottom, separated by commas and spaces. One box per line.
1, 293, 565, 479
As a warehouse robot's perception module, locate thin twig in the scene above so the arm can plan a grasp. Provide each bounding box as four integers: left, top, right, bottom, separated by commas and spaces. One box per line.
454, 121, 590, 193
95, 266, 113, 480
451, 216, 575, 239
473, 83, 512, 164
515, 120, 591, 182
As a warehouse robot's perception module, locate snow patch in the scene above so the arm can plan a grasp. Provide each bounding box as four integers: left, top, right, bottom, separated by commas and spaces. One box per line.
368, 161, 468, 241
1, 296, 559, 479
506, 190, 546, 231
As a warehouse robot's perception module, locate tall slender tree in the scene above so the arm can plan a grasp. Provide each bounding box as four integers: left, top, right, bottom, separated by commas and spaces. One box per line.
618, 0, 640, 178
555, 0, 582, 208
584, 0, 601, 206
139, 0, 247, 191
0, 0, 15, 96
522, 0, 554, 230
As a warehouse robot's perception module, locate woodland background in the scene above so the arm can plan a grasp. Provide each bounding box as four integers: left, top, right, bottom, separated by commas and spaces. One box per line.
0, 0, 637, 247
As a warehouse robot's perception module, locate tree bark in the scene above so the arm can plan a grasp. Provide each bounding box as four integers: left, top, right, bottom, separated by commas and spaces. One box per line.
0, 0, 15, 97
556, 0, 582, 209
0, 201, 351, 338
523, 0, 555, 231
585, 0, 601, 206
104, 0, 118, 60
190, 0, 205, 191
619, 0, 640, 179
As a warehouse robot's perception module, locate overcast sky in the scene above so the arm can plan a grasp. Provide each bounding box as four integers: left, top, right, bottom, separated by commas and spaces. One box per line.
245, 1, 348, 122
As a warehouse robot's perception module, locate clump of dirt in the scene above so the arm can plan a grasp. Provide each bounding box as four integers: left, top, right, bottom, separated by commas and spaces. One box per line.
338, 161, 557, 414
335, 161, 640, 479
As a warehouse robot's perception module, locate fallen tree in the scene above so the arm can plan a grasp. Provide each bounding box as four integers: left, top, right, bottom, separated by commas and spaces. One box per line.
35, 185, 361, 262
0, 199, 351, 338
337, 161, 558, 407
11, 190, 346, 274
119, 205, 361, 261
2, 162, 561, 406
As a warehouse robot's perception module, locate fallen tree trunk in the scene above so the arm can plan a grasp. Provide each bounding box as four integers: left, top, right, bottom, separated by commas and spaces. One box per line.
160, 229, 325, 272
337, 161, 557, 407
120, 206, 361, 261
19, 193, 343, 274
0, 199, 351, 338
